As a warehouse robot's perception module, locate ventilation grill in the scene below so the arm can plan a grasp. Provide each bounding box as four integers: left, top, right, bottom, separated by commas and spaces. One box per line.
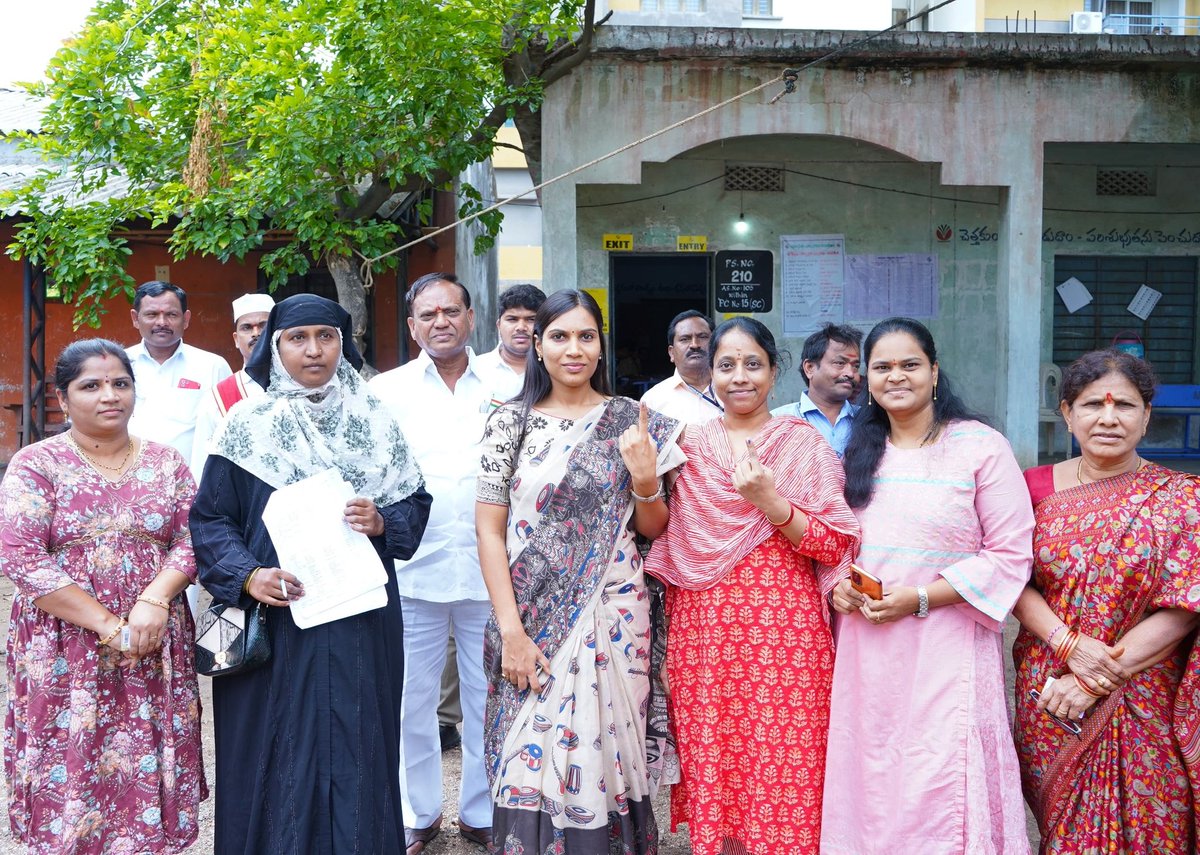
725, 165, 785, 192
1096, 168, 1155, 197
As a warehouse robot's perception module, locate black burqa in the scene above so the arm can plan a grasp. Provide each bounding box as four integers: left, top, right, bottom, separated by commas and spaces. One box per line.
190, 295, 431, 854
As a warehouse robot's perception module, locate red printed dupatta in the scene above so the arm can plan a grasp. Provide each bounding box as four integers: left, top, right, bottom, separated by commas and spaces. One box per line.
646, 415, 860, 605
1015, 464, 1200, 849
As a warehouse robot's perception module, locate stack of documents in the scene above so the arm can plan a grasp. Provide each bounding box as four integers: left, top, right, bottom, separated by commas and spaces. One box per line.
261, 468, 389, 629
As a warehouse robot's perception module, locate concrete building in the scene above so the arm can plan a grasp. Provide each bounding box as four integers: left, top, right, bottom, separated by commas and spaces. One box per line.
599, 0, 1200, 36
538, 28, 1200, 465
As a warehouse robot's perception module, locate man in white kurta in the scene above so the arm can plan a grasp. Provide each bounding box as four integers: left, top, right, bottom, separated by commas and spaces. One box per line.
369, 273, 522, 852
126, 280, 233, 467
190, 292, 274, 479
434, 284, 545, 752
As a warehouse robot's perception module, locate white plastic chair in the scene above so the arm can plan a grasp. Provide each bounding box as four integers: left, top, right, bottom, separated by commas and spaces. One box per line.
1038, 363, 1065, 459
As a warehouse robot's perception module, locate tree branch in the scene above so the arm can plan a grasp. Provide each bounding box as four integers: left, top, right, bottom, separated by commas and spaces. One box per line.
539, 2, 609, 84
337, 175, 400, 222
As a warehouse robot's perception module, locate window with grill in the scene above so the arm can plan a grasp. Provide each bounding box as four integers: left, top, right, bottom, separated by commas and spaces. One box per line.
1096, 168, 1155, 197
743, 0, 773, 15
1104, 0, 1154, 33
725, 164, 785, 192
1052, 256, 1197, 384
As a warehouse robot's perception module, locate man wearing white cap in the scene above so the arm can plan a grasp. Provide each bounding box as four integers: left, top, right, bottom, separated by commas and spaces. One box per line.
190, 292, 274, 480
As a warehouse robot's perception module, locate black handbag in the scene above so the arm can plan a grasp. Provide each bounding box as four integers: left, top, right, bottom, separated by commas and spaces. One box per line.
194, 602, 270, 677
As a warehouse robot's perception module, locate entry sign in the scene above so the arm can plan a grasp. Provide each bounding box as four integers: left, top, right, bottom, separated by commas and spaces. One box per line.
716, 250, 773, 313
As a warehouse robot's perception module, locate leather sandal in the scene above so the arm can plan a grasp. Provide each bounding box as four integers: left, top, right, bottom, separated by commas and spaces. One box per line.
405, 813, 443, 855
457, 819, 493, 848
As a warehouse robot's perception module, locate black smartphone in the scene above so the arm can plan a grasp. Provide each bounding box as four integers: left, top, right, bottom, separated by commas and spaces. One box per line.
1029, 689, 1082, 737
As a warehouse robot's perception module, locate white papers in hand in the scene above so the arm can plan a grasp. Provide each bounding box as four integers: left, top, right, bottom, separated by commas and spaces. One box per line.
261, 468, 388, 629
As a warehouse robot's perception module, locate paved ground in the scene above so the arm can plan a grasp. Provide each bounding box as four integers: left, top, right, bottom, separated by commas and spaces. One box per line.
0, 580, 1037, 854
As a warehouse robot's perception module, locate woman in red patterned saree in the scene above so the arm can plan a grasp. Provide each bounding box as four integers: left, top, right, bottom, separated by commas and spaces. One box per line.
1013, 348, 1200, 853
646, 318, 860, 855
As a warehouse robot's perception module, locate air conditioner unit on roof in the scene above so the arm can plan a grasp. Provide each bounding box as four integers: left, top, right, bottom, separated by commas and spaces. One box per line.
1070, 11, 1104, 33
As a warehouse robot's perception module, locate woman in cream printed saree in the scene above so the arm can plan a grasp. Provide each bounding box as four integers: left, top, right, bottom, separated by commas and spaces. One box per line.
476, 290, 683, 854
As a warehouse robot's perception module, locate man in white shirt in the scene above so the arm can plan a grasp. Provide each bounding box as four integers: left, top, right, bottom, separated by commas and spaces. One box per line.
369, 273, 519, 853
190, 292, 274, 479
771, 322, 863, 456
640, 309, 723, 424
126, 280, 232, 468
473, 283, 546, 390
433, 283, 545, 754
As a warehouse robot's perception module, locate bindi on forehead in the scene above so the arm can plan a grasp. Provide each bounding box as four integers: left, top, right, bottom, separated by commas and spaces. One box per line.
1105, 392, 1114, 404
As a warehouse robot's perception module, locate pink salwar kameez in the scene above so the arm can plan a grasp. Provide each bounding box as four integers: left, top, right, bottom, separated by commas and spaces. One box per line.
821, 422, 1033, 855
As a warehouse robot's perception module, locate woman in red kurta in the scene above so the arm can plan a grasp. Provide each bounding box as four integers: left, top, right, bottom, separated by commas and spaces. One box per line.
646, 318, 859, 855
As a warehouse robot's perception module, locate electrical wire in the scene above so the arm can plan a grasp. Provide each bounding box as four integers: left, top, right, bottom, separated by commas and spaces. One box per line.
355, 0, 963, 282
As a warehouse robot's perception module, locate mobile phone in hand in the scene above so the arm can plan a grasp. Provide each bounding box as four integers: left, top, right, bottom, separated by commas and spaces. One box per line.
1029, 688, 1082, 736
849, 564, 884, 600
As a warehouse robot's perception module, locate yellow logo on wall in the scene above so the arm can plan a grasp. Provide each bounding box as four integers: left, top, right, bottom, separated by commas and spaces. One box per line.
603, 234, 633, 251
677, 235, 708, 252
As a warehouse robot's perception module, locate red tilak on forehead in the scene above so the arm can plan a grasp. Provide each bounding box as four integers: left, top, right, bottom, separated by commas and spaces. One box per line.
1105, 392, 1114, 404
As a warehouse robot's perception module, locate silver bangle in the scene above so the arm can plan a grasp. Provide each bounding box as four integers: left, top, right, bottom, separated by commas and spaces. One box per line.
914, 585, 930, 618
631, 480, 664, 504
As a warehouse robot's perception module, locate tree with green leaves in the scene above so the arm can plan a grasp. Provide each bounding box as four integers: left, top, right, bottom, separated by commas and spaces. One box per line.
5, 0, 605, 348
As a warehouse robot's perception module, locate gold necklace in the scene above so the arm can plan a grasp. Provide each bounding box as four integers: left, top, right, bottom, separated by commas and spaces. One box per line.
1077, 455, 1141, 485
69, 432, 134, 473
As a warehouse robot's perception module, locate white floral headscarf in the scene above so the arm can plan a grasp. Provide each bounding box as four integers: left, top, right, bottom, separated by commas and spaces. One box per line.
211, 295, 423, 506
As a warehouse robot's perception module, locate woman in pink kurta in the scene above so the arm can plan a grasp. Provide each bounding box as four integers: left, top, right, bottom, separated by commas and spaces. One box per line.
0, 340, 205, 855
822, 318, 1032, 854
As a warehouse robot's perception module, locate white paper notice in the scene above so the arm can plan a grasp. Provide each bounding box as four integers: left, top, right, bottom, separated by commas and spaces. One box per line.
843, 254, 939, 320
261, 468, 388, 629
780, 234, 845, 337
1127, 284, 1162, 321
1056, 277, 1093, 314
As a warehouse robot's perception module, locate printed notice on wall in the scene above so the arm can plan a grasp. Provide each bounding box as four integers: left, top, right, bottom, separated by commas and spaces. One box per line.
780, 234, 845, 337
843, 254, 940, 321
1127, 284, 1162, 321
1055, 277, 1093, 314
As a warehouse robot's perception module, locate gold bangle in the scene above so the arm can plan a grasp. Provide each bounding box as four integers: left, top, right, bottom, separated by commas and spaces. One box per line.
137, 595, 170, 611
242, 567, 262, 594
98, 618, 126, 647
767, 503, 796, 527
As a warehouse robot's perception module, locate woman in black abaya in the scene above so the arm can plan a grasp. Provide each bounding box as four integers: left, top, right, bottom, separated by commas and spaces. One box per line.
190, 294, 430, 854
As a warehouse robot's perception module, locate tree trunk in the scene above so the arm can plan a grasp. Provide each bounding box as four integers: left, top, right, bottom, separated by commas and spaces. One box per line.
511, 102, 543, 194
326, 250, 377, 377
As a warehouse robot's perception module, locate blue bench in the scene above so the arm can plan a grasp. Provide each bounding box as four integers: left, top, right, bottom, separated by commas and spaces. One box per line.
1142, 385, 1200, 458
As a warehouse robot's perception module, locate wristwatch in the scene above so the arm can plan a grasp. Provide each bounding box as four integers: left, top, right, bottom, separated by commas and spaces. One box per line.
914, 585, 930, 618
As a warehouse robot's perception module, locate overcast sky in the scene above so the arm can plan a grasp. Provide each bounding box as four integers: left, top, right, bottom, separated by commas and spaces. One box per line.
1, 1, 96, 88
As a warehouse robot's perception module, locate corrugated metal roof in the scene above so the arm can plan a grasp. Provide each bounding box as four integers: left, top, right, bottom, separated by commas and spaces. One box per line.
0, 89, 133, 214
0, 88, 46, 134
0, 168, 134, 216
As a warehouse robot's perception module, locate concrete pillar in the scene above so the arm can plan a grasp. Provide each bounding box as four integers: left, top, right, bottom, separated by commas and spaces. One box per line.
541, 179, 578, 293
996, 158, 1044, 468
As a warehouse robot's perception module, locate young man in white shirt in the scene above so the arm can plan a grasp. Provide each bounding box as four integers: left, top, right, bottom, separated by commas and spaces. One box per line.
473, 283, 546, 386
190, 292, 274, 479
369, 273, 519, 853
